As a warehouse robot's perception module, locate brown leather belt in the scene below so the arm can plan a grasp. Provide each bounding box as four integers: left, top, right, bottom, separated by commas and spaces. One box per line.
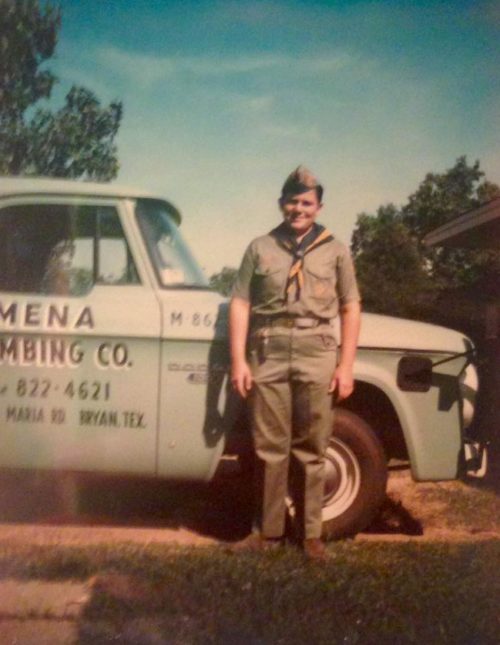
252, 316, 331, 329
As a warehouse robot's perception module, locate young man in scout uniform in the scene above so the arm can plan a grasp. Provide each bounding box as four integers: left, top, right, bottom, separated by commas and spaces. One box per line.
230, 166, 361, 559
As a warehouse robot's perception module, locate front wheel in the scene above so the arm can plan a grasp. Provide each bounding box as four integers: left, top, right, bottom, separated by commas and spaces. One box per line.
321, 409, 387, 539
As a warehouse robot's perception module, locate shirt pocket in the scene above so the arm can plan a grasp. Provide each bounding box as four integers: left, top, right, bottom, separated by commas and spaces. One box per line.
252, 263, 287, 303
304, 265, 336, 302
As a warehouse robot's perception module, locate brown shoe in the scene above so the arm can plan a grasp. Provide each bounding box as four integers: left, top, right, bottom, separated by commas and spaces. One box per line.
227, 533, 283, 553
302, 538, 328, 560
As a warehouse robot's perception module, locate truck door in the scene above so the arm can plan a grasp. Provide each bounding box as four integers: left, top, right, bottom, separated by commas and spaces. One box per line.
134, 200, 232, 481
0, 198, 161, 475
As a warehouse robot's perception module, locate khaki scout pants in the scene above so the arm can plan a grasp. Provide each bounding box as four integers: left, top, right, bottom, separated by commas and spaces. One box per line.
248, 327, 337, 539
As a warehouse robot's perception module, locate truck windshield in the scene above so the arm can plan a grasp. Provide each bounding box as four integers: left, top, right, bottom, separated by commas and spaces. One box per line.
136, 200, 208, 288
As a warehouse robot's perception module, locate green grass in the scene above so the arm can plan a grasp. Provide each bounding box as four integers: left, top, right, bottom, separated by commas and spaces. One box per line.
1, 539, 498, 644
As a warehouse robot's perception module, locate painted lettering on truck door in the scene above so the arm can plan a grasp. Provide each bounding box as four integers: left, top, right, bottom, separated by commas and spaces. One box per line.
0, 200, 161, 474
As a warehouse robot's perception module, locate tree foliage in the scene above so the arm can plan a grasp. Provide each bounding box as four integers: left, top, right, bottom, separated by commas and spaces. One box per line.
351, 157, 500, 323
402, 157, 499, 238
351, 205, 434, 318
402, 157, 500, 294
0, 0, 122, 180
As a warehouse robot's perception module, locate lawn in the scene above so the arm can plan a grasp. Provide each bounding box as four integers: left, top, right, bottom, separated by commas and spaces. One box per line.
1, 466, 499, 643
0, 538, 498, 644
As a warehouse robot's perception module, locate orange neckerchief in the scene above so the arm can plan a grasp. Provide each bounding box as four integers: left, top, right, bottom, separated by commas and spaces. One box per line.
270, 223, 334, 301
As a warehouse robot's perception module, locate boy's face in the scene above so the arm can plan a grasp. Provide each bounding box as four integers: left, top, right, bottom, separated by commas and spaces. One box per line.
279, 188, 323, 237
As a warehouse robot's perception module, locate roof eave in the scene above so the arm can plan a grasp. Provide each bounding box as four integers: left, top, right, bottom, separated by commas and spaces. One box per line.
423, 197, 500, 249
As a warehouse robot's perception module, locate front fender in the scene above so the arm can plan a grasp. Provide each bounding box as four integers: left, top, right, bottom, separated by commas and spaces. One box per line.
354, 350, 463, 480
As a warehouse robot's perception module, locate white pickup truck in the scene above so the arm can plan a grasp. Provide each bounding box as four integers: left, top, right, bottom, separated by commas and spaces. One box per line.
0, 177, 485, 538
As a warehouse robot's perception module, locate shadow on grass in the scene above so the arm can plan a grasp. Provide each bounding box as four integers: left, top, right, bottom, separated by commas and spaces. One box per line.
0, 464, 254, 541
363, 496, 424, 536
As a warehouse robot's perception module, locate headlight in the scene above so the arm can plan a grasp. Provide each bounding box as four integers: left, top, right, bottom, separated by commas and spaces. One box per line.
459, 362, 479, 429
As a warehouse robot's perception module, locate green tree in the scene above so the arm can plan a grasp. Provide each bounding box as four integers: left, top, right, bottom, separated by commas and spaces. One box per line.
351, 157, 500, 321
209, 266, 237, 296
351, 205, 434, 318
402, 156, 500, 292
0, 0, 122, 180
402, 157, 498, 238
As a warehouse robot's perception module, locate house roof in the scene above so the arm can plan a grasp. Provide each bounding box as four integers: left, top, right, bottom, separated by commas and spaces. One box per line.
423, 196, 500, 249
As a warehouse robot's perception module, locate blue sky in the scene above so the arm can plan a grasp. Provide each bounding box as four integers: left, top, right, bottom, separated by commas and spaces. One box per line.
52, 0, 499, 275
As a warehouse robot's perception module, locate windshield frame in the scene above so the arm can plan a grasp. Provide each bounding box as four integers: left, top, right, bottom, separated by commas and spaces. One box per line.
135, 198, 210, 290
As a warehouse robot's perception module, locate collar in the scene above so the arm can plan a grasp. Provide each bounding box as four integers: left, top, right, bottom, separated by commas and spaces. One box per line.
270, 222, 333, 257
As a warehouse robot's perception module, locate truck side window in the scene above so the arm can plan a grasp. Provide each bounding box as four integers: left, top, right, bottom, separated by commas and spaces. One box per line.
0, 203, 139, 296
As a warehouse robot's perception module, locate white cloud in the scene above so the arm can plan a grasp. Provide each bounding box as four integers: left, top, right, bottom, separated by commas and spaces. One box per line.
247, 95, 275, 112
300, 54, 352, 74
182, 55, 285, 75
228, 94, 275, 114
95, 46, 283, 83
96, 47, 176, 89
178, 53, 351, 77
261, 122, 321, 142
93, 45, 351, 88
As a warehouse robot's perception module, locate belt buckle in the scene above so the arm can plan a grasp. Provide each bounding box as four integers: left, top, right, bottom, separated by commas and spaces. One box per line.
295, 317, 318, 329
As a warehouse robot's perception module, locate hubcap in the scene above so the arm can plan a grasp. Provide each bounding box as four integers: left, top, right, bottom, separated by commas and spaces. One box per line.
286, 437, 362, 521
322, 437, 361, 520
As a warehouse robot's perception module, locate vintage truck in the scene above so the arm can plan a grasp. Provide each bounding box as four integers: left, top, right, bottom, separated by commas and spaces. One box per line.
0, 177, 486, 538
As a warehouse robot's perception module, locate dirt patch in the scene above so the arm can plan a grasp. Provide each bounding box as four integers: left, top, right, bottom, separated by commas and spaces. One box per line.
358, 469, 500, 542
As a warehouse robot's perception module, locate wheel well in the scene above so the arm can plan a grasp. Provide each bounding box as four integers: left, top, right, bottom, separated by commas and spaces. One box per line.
225, 381, 409, 462
339, 381, 408, 461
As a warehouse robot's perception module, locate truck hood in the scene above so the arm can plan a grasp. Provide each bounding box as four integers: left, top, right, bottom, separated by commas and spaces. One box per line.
358, 312, 472, 354
159, 291, 471, 355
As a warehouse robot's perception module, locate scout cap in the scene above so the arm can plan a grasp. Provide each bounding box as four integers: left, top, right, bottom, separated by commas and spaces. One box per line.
280, 166, 323, 202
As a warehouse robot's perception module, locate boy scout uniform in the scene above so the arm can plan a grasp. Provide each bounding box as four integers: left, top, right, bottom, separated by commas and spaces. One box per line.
233, 193, 360, 540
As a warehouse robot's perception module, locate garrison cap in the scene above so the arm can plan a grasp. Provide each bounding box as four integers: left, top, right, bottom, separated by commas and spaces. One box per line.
280, 166, 323, 200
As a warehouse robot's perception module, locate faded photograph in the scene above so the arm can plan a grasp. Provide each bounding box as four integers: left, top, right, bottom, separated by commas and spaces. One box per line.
0, 1, 498, 643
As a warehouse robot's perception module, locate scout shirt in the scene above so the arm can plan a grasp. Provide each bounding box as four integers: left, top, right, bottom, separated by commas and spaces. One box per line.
232, 222, 360, 324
